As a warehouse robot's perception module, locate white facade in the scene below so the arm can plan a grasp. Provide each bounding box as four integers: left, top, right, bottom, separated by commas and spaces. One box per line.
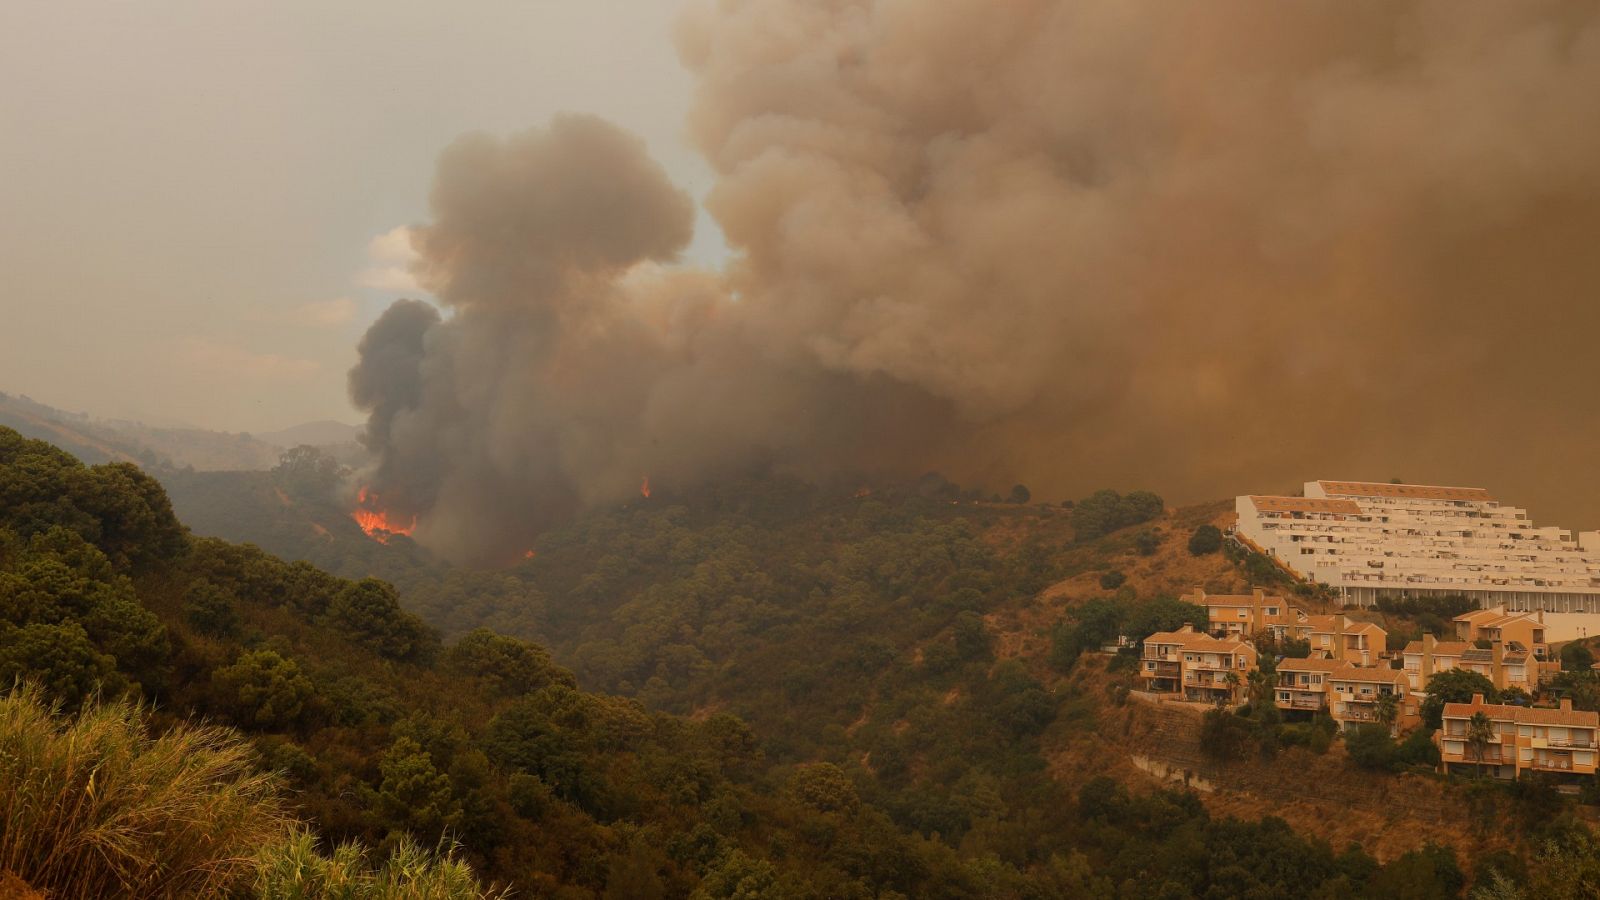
1235, 481, 1600, 611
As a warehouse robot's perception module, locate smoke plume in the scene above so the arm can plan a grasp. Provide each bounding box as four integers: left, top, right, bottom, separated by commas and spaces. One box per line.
352, 1, 1600, 563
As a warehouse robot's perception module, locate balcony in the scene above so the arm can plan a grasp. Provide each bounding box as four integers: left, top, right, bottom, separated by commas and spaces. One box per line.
1546, 738, 1596, 749
1529, 758, 1575, 772
1444, 750, 1508, 764
1442, 727, 1502, 742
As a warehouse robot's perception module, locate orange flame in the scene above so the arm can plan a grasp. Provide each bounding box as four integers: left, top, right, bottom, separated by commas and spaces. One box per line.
853, 486, 873, 498
523, 549, 537, 560
640, 475, 651, 499
352, 486, 416, 543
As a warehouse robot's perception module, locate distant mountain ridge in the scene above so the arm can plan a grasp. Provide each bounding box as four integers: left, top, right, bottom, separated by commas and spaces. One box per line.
256, 419, 363, 448
0, 391, 359, 471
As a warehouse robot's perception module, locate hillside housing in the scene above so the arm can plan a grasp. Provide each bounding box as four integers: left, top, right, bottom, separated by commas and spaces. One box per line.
1234, 481, 1600, 611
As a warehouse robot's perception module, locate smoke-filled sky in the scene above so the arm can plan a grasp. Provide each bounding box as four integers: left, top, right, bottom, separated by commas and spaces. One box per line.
0, 0, 718, 430
7, 1, 1600, 553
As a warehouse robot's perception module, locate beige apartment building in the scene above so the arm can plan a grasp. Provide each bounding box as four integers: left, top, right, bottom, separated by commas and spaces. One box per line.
1235, 481, 1600, 611
1402, 633, 1543, 694
1189, 589, 1302, 639
1327, 665, 1412, 733
1437, 695, 1599, 780
1275, 658, 1413, 733
1454, 608, 1549, 660
1307, 615, 1386, 665
1187, 588, 1388, 665
1274, 657, 1341, 715
1140, 625, 1258, 704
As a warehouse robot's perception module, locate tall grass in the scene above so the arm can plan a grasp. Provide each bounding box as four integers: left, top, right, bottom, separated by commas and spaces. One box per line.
253, 832, 511, 900
0, 685, 294, 898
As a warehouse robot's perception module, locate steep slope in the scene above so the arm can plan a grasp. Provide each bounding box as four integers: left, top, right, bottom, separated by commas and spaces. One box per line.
5, 427, 1513, 897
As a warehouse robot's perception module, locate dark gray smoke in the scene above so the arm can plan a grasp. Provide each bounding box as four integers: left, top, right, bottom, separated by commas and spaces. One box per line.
353, 2, 1600, 563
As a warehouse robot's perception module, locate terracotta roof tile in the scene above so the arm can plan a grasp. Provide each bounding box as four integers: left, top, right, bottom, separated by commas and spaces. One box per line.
1275, 658, 1343, 672
1319, 481, 1494, 502
1402, 640, 1472, 656
1249, 496, 1363, 515
1442, 701, 1599, 728
1329, 665, 1406, 685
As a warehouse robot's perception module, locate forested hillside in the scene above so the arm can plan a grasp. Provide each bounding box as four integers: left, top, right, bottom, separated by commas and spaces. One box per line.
9, 428, 1572, 896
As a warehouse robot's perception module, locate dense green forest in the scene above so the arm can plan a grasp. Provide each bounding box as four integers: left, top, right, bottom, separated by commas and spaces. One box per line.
9, 429, 1586, 896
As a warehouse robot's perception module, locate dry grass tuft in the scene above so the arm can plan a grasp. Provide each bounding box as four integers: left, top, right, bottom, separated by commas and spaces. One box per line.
0, 685, 295, 899
253, 832, 511, 899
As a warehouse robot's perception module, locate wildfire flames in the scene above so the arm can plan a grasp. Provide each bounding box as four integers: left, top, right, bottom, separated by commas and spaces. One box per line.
640, 475, 651, 499
352, 486, 416, 543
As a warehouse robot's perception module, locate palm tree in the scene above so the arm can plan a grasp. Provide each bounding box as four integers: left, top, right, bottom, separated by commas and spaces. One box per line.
1223, 671, 1241, 706
1466, 711, 1497, 777
1375, 692, 1398, 733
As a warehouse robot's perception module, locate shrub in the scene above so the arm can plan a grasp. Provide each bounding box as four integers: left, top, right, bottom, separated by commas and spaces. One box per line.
444, 628, 576, 696
788, 763, 860, 814
1345, 725, 1398, 771
253, 832, 508, 899
322, 578, 435, 661
183, 582, 239, 637
376, 736, 462, 837
1187, 525, 1223, 556
1396, 728, 1442, 768
1133, 530, 1161, 556
1071, 490, 1164, 542
213, 649, 316, 730
1309, 727, 1332, 755
1098, 570, 1127, 590
1200, 708, 1253, 760
1419, 669, 1498, 729
1561, 642, 1595, 673
0, 622, 121, 710
0, 685, 292, 898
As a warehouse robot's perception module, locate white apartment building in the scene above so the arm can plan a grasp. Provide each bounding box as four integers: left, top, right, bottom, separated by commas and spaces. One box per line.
1235, 481, 1600, 612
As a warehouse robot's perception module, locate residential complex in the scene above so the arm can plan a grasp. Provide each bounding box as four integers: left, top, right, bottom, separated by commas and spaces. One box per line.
1191, 589, 1298, 639
1401, 608, 1555, 694
1234, 481, 1600, 611
1141, 573, 1600, 785
1139, 625, 1258, 704
1454, 608, 1548, 658
1186, 589, 1387, 663
1274, 658, 1414, 733
1437, 695, 1599, 779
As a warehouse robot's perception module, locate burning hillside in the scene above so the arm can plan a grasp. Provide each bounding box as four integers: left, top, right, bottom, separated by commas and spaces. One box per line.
351, 486, 415, 543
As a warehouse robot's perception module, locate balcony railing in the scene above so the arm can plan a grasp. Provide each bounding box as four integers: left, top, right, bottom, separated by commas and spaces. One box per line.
1529, 758, 1574, 772
1546, 738, 1596, 749
1445, 751, 1508, 764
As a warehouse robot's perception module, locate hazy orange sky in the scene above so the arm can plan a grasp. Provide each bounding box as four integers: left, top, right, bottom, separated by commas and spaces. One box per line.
0, 1, 715, 432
